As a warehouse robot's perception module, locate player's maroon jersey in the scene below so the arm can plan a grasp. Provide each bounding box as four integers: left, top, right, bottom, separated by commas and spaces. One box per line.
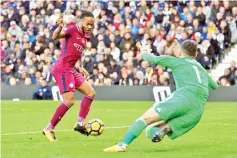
53, 24, 90, 70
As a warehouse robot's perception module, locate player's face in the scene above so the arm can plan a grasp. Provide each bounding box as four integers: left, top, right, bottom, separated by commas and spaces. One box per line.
82, 17, 95, 33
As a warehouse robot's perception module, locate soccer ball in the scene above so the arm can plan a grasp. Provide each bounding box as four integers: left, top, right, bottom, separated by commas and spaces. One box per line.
86, 119, 104, 136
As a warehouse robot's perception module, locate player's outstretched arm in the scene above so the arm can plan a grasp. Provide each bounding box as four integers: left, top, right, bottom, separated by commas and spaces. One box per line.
142, 52, 157, 64
140, 45, 158, 64
52, 17, 66, 40
140, 45, 176, 68
208, 75, 219, 90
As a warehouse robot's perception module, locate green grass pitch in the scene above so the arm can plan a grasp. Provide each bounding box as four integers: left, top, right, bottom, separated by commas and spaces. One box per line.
1, 101, 237, 158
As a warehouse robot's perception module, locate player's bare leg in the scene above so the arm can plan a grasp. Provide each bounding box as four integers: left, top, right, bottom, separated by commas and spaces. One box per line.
43, 92, 75, 142
146, 121, 171, 143
74, 80, 95, 135
104, 108, 161, 152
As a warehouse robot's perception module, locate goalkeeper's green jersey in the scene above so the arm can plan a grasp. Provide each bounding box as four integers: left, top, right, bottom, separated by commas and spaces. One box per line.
142, 54, 218, 101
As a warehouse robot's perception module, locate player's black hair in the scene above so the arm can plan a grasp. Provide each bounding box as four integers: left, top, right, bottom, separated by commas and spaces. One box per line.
80, 11, 94, 19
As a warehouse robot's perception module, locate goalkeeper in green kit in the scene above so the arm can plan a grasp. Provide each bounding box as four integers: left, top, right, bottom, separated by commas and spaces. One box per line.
104, 40, 219, 152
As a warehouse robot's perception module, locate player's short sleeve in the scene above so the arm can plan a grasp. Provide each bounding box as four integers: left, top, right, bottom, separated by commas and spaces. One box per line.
64, 25, 75, 37
208, 74, 219, 90
142, 53, 177, 68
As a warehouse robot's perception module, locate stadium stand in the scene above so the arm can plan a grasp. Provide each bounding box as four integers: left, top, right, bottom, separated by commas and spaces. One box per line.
1, 0, 237, 87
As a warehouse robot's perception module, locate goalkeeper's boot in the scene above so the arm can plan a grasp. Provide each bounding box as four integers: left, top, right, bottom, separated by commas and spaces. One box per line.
74, 122, 89, 136
151, 127, 169, 143
104, 144, 126, 152
42, 128, 57, 142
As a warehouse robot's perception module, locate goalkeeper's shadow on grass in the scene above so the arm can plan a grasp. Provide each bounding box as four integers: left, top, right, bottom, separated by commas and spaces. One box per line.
140, 142, 212, 153
130, 148, 178, 153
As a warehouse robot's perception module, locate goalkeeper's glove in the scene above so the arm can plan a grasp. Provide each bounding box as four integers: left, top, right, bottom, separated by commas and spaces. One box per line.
140, 44, 152, 54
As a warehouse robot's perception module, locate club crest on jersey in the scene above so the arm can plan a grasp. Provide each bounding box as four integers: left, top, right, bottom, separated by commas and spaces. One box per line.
69, 83, 74, 88
82, 38, 86, 45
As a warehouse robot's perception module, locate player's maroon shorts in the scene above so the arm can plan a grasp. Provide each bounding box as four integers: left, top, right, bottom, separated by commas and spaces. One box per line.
52, 68, 85, 94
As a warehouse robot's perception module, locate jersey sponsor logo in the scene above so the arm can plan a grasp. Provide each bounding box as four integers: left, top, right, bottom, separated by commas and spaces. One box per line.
153, 86, 171, 103
73, 43, 85, 52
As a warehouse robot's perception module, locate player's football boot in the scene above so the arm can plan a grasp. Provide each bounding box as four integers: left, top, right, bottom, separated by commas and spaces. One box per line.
151, 127, 169, 143
74, 122, 89, 136
42, 128, 57, 142
104, 144, 126, 152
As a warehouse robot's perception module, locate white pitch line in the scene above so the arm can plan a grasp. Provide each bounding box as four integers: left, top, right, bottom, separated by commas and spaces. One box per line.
1, 109, 141, 112
2, 123, 237, 136
1, 126, 130, 136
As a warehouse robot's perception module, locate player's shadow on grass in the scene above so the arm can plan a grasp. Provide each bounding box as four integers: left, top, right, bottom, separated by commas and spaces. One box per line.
132, 146, 178, 153
140, 142, 212, 153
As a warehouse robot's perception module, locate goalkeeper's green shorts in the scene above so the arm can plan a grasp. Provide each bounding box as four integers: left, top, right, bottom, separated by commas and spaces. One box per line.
153, 88, 205, 139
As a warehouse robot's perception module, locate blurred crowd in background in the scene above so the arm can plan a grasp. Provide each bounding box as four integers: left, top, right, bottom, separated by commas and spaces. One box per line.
1, 0, 237, 88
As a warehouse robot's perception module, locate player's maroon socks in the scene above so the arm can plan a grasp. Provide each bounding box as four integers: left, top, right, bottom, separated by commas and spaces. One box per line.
46, 103, 70, 130
78, 96, 94, 123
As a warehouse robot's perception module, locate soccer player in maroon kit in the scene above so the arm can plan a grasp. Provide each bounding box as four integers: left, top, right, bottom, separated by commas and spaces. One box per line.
43, 11, 95, 142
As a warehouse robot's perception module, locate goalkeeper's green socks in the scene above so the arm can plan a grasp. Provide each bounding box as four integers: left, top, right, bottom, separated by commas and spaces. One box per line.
119, 119, 147, 146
